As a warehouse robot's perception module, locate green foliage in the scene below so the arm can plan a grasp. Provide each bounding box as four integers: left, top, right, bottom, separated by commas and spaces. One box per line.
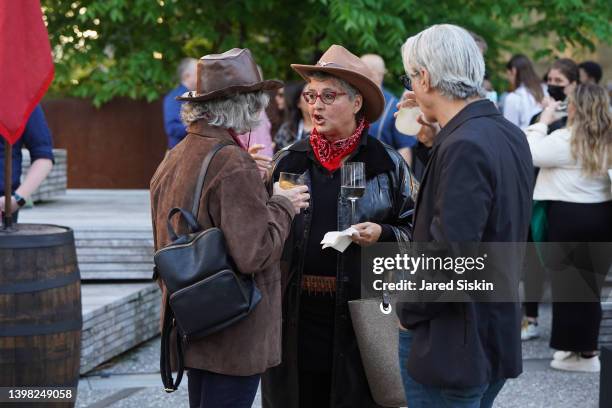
42, 0, 612, 106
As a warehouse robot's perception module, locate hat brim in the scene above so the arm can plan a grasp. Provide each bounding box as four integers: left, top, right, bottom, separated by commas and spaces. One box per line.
176, 79, 283, 102
290, 64, 384, 123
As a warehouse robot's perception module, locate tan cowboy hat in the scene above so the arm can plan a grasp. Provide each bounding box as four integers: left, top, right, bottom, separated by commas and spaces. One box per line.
176, 48, 282, 102
291, 45, 385, 122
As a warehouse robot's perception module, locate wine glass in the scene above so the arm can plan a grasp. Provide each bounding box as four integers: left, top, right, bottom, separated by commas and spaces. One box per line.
341, 162, 365, 226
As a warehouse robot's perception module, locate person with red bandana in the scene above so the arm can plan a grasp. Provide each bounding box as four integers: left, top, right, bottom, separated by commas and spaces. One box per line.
262, 45, 416, 408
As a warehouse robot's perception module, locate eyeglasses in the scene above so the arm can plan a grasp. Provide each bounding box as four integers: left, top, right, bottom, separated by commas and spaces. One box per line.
399, 74, 412, 91
302, 90, 347, 105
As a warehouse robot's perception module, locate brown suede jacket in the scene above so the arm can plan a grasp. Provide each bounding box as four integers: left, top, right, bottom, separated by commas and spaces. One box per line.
150, 120, 294, 376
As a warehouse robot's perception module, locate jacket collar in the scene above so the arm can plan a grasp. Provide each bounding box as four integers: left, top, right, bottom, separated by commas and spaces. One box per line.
287, 133, 395, 178
187, 120, 239, 145
414, 99, 501, 220
434, 99, 501, 148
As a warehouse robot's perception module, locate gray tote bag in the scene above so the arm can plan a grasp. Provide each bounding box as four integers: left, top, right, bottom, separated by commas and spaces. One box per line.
348, 295, 407, 407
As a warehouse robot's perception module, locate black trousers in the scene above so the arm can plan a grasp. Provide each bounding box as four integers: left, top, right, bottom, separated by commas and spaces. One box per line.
547, 200, 612, 351
298, 369, 332, 408
187, 368, 260, 408
297, 293, 334, 407
523, 229, 545, 318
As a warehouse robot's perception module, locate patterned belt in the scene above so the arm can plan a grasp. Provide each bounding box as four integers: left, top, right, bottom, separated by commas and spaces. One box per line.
301, 275, 336, 295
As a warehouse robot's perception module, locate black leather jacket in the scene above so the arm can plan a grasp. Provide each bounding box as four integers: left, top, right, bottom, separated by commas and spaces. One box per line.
262, 134, 416, 408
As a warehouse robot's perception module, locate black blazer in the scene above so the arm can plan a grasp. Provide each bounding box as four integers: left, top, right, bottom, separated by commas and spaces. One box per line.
397, 100, 534, 388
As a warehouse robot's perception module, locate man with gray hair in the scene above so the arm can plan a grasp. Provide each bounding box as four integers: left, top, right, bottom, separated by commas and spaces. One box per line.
395, 24, 534, 407
163, 57, 197, 149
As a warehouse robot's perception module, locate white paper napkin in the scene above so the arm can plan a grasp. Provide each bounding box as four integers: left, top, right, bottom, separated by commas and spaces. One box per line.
320, 227, 358, 253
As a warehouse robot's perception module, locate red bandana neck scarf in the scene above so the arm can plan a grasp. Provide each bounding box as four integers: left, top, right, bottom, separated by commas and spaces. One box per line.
309, 118, 369, 172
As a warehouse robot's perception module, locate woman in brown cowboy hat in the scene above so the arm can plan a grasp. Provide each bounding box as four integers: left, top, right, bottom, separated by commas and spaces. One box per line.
262, 45, 416, 408
150, 48, 310, 408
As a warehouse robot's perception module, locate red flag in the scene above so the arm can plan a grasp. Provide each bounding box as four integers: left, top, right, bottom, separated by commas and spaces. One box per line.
0, 0, 54, 145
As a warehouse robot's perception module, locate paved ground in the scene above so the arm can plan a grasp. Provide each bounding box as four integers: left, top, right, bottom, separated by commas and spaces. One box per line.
75, 304, 602, 408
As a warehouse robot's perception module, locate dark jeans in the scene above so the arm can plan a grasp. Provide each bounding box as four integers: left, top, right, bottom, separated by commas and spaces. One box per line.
398, 329, 505, 408
187, 368, 260, 408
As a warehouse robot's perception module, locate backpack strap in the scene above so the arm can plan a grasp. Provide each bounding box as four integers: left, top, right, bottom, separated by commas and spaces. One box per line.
159, 141, 232, 392
163, 141, 232, 243
191, 141, 233, 219
160, 295, 184, 392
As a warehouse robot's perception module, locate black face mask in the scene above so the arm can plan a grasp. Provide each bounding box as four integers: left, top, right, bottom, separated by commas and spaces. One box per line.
547, 84, 566, 101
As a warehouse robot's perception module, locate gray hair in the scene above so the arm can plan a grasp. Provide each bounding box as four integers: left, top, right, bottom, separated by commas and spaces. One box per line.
401, 24, 485, 99
180, 91, 269, 133
306, 71, 359, 100
177, 58, 197, 80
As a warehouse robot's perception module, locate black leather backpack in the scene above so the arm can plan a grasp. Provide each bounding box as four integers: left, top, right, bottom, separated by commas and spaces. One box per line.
154, 141, 262, 392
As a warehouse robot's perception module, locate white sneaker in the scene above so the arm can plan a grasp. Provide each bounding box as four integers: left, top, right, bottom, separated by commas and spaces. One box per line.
550, 352, 600, 373
521, 320, 540, 341
553, 350, 572, 361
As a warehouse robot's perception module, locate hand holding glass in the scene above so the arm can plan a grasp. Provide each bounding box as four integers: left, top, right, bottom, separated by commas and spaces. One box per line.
279, 172, 305, 190
395, 89, 422, 135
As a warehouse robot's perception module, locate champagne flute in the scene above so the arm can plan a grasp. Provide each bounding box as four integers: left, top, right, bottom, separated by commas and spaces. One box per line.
341, 162, 365, 226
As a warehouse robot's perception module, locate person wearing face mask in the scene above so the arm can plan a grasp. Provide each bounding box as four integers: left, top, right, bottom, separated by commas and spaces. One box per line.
524, 83, 612, 373
522, 58, 580, 339
530, 58, 579, 134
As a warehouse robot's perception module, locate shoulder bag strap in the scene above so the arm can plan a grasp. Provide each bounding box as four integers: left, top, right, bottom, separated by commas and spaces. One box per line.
159, 142, 232, 391
191, 141, 233, 220
160, 296, 184, 392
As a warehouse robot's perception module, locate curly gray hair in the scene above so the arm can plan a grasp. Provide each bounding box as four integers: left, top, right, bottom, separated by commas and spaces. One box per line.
180, 91, 270, 133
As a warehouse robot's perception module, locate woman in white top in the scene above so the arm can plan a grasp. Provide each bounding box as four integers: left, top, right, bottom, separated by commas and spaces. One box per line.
504, 54, 546, 129
519, 59, 580, 343
524, 83, 612, 374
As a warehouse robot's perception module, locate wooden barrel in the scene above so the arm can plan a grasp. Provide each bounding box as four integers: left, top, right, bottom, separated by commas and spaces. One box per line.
0, 224, 81, 408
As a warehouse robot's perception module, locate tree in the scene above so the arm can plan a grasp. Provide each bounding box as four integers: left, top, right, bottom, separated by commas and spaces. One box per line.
42, 0, 612, 106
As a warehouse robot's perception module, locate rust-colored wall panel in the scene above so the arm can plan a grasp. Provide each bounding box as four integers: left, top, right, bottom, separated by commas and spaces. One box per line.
41, 98, 167, 189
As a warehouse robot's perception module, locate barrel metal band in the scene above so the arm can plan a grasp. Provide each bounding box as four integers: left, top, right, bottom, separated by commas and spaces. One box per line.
0, 318, 83, 337
0, 224, 74, 248
0, 270, 80, 294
